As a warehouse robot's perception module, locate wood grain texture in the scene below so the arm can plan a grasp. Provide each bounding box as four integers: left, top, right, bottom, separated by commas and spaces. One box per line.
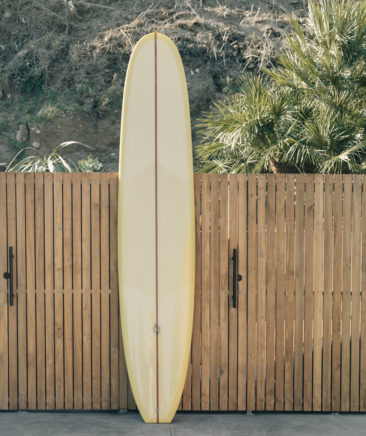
361, 175, 366, 411
72, 174, 83, 409
54, 174, 64, 409
332, 176, 342, 411
0, 175, 8, 409
219, 175, 229, 411
247, 174, 256, 412
294, 175, 304, 411
44, 173, 55, 409
210, 175, 219, 410
63, 174, 73, 410
35, 173, 45, 410
228, 175, 239, 410
266, 175, 275, 410
7, 173, 18, 409
342, 175, 352, 412
0, 173, 365, 413
91, 175, 101, 409
191, 174, 201, 411
110, 176, 122, 409
100, 174, 110, 409
256, 175, 266, 411
275, 174, 286, 411
322, 176, 333, 411
237, 175, 247, 411
16, 173, 27, 409
351, 176, 361, 411
303, 175, 314, 411
285, 175, 295, 411
25, 173, 36, 409
201, 174, 210, 410
82, 175, 92, 409
313, 175, 323, 411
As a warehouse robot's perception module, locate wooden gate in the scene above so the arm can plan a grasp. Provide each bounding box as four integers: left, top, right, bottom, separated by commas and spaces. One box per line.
0, 173, 366, 412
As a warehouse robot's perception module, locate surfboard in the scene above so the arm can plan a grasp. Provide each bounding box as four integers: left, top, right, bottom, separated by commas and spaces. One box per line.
118, 32, 195, 423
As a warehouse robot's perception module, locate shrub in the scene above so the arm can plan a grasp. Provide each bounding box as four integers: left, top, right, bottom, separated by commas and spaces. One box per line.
196, 0, 366, 173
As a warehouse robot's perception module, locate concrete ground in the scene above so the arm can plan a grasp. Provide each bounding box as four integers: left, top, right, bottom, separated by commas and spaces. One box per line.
1, 411, 366, 436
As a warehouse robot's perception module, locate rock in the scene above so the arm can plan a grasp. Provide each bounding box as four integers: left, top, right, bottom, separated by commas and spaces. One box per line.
16, 124, 29, 143
32, 141, 40, 149
3, 11, 11, 19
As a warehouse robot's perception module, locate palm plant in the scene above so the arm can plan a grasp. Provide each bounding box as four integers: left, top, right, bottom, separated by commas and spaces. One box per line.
6, 141, 89, 172
196, 0, 366, 173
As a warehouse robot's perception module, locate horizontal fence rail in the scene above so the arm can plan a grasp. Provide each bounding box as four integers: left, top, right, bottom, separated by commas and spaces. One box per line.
0, 173, 366, 412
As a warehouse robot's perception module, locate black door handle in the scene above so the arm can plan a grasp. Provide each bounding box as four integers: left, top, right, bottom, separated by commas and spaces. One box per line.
3, 247, 14, 306
232, 248, 242, 308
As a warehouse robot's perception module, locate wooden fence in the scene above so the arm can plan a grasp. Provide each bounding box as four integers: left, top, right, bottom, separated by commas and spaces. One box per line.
0, 173, 366, 412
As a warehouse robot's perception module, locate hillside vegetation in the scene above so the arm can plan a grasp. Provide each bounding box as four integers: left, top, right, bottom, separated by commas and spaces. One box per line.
0, 0, 304, 170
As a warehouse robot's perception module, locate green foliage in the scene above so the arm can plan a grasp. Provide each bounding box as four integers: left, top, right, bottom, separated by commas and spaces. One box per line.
196, 0, 366, 173
77, 154, 103, 172
6, 141, 89, 172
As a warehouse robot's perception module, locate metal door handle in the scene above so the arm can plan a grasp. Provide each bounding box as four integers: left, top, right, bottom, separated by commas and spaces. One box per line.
3, 247, 14, 306
232, 248, 242, 308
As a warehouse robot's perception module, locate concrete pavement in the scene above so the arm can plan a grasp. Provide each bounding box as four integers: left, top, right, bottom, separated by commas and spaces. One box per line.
0, 411, 366, 435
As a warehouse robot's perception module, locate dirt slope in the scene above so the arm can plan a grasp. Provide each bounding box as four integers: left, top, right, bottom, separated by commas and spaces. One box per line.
0, 0, 305, 170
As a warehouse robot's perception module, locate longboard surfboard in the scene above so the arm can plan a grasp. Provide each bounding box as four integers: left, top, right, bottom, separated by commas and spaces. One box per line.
118, 32, 195, 423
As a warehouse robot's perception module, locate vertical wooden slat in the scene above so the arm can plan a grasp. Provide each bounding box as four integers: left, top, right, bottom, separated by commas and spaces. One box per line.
342, 175, 352, 411
72, 173, 83, 410
201, 174, 210, 410
256, 175, 266, 411
210, 175, 219, 410
351, 176, 361, 411
44, 173, 54, 409
127, 379, 136, 410
7, 173, 17, 409
91, 175, 101, 409
313, 175, 323, 411
303, 175, 314, 411
100, 175, 110, 409
247, 174, 256, 413
82, 174, 92, 409
284, 174, 295, 411
54, 173, 64, 409
191, 174, 201, 410
182, 352, 192, 410
0, 175, 8, 409
332, 175, 342, 411
322, 175, 333, 411
266, 174, 276, 410
237, 175, 247, 411
16, 173, 27, 409
35, 173, 45, 410
360, 175, 366, 411
219, 175, 228, 410
25, 173, 36, 409
109, 176, 123, 409
228, 175, 238, 410
275, 174, 286, 411
63, 174, 73, 409
117, 320, 127, 409
294, 175, 304, 411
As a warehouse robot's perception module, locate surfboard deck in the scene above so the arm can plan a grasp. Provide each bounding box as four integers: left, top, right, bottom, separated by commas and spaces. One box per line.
118, 32, 195, 423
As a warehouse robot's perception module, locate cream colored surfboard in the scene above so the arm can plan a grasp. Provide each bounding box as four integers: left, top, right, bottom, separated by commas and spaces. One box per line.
118, 33, 195, 423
